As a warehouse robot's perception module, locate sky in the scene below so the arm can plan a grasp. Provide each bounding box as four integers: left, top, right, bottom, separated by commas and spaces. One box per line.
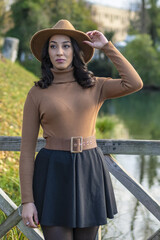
87, 0, 160, 10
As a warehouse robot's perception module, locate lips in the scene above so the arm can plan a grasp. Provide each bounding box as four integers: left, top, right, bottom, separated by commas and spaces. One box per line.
56, 59, 65, 63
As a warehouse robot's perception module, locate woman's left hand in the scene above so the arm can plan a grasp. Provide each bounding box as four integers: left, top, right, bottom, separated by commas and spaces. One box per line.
84, 30, 108, 49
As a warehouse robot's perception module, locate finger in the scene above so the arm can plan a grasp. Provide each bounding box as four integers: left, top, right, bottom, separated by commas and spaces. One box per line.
90, 30, 99, 35
22, 216, 29, 225
88, 31, 95, 37
33, 211, 39, 225
86, 31, 97, 37
23, 218, 29, 226
86, 31, 93, 35
28, 216, 38, 228
83, 41, 94, 47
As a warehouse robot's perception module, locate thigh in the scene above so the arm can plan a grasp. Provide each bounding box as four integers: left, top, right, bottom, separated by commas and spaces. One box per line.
73, 226, 99, 240
41, 225, 73, 240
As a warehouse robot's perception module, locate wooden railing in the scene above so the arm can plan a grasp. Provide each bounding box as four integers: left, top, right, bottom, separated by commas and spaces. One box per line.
0, 136, 160, 240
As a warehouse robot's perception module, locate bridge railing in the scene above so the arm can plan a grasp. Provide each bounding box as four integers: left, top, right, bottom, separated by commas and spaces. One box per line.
0, 136, 160, 240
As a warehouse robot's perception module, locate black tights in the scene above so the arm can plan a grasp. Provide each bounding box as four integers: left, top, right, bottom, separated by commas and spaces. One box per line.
41, 225, 99, 240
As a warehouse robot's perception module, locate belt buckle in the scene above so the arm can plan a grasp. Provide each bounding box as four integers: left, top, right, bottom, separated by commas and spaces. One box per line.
71, 136, 83, 153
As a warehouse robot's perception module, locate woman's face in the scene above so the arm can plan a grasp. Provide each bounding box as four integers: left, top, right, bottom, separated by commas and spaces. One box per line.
48, 34, 74, 70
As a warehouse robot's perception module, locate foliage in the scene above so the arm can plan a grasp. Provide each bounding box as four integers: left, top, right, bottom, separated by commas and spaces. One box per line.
129, 0, 160, 44
44, 0, 97, 31
6, 0, 50, 54
104, 30, 115, 41
96, 116, 116, 139
0, 58, 43, 238
88, 56, 113, 77
6, 0, 97, 56
0, 214, 28, 240
121, 34, 160, 85
0, 0, 13, 36
147, 0, 160, 45
0, 0, 5, 32
20, 58, 41, 77
0, 59, 42, 136
89, 33, 160, 87
96, 115, 129, 139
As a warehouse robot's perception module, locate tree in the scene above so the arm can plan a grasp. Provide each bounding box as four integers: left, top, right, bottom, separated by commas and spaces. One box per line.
0, 0, 5, 33
6, 0, 50, 55
141, 0, 147, 33
0, 0, 12, 36
121, 34, 160, 86
147, 0, 160, 45
43, 0, 97, 31
104, 30, 115, 41
6, 0, 97, 56
128, 0, 160, 45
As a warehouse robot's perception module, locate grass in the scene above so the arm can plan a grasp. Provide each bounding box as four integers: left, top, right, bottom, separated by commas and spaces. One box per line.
0, 58, 127, 239
0, 58, 42, 239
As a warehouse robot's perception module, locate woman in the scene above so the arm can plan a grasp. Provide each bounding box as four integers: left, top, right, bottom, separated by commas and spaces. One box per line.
19, 19, 143, 240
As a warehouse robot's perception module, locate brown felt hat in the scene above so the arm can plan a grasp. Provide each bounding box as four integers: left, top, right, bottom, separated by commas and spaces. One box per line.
30, 19, 94, 63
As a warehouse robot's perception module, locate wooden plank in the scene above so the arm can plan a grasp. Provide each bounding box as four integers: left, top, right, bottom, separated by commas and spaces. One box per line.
97, 139, 160, 155
1, 136, 160, 155
16, 221, 44, 240
0, 136, 21, 151
0, 188, 17, 215
147, 229, 160, 240
0, 136, 45, 152
104, 155, 160, 221
0, 188, 44, 239
0, 207, 22, 237
98, 226, 101, 239
95, 226, 101, 240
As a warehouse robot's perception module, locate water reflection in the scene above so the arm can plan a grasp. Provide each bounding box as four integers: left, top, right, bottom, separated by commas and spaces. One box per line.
102, 155, 160, 240
98, 90, 160, 239
99, 90, 160, 140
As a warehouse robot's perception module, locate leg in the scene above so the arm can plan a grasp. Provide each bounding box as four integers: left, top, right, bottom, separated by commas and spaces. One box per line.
73, 226, 99, 240
41, 225, 73, 240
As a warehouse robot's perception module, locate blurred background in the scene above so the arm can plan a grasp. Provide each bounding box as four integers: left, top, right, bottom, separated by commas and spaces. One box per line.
0, 0, 160, 239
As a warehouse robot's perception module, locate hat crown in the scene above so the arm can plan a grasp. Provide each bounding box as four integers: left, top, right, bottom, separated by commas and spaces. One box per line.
52, 19, 75, 30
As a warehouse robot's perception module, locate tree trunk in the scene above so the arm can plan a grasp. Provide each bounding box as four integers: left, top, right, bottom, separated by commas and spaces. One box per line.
141, 0, 146, 33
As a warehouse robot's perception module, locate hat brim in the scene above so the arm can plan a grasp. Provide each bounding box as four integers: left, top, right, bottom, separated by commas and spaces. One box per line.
30, 29, 94, 63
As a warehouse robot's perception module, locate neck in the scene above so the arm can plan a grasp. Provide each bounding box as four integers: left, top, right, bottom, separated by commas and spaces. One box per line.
50, 67, 76, 84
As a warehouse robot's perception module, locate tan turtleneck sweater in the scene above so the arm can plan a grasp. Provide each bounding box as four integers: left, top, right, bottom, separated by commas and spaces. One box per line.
19, 41, 143, 204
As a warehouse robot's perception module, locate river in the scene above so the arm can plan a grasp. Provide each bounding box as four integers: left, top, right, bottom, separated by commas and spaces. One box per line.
98, 89, 160, 240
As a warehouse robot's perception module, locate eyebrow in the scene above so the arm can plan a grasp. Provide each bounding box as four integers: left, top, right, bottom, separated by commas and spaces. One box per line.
49, 40, 71, 44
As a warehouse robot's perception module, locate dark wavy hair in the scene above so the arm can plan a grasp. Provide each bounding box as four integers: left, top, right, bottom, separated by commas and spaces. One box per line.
34, 36, 96, 89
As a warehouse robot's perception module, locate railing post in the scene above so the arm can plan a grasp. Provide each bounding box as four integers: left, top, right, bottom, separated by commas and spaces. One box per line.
0, 188, 44, 239
103, 155, 160, 221
0, 206, 22, 237
95, 226, 101, 240
147, 229, 160, 240
1, 136, 160, 239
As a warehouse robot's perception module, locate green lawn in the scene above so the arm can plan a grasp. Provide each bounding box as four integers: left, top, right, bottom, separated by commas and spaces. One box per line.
0, 59, 42, 239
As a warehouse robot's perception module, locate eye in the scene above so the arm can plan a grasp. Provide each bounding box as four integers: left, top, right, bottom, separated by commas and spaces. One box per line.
63, 44, 70, 49
50, 44, 56, 49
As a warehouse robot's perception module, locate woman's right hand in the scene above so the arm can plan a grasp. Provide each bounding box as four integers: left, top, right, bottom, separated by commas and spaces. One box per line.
21, 202, 39, 228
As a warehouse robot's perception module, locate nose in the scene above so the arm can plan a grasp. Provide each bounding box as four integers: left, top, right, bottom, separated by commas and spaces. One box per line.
57, 46, 63, 56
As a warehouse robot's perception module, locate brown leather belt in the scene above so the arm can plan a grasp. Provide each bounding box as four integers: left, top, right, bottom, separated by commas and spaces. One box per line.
45, 135, 97, 153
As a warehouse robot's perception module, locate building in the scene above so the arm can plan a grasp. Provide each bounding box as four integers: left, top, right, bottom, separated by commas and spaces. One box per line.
89, 4, 138, 42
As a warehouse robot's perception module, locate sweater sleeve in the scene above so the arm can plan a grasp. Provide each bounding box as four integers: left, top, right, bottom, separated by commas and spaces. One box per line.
98, 41, 143, 102
19, 90, 40, 204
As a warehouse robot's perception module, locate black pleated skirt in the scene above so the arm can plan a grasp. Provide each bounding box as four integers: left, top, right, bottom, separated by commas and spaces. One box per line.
32, 146, 117, 228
